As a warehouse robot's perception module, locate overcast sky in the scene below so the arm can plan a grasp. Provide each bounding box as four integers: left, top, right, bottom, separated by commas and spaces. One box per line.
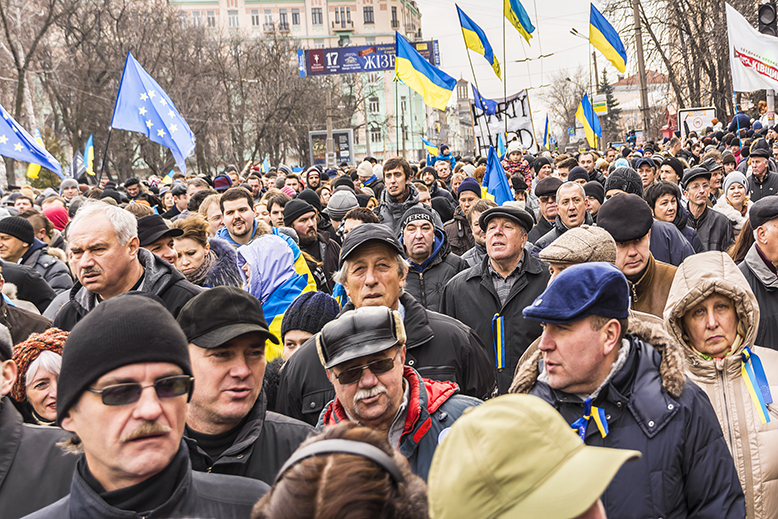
417, 0, 626, 133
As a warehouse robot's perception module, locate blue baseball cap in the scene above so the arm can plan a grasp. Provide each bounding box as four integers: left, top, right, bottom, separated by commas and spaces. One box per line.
523, 263, 630, 324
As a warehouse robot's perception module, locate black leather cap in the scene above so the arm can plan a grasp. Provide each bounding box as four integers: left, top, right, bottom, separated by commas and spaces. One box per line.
681, 167, 711, 190
316, 306, 405, 369
338, 223, 405, 269
137, 215, 183, 247
534, 177, 563, 198
177, 286, 279, 348
596, 194, 653, 242
479, 206, 534, 233
750, 196, 778, 229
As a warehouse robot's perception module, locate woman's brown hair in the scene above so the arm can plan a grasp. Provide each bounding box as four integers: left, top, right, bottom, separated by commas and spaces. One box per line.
171, 214, 210, 248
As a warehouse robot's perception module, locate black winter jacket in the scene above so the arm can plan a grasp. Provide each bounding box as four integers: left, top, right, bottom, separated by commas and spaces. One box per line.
687, 203, 735, 252
184, 392, 313, 484
276, 292, 495, 426
24, 443, 268, 519
746, 167, 778, 202
461, 241, 486, 267
442, 206, 474, 257
670, 206, 705, 253
0, 398, 78, 519
739, 243, 778, 348
403, 229, 467, 313
21, 240, 73, 294
531, 213, 594, 257
519, 328, 745, 519
0, 297, 50, 345
375, 183, 442, 233
440, 250, 550, 394
649, 220, 695, 267
2, 261, 56, 314
300, 231, 340, 293
527, 215, 554, 244
52, 248, 202, 331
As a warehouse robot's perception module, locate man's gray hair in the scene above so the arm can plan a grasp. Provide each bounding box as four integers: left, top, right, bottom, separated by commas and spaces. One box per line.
70, 200, 138, 246
556, 181, 586, 200
332, 252, 410, 287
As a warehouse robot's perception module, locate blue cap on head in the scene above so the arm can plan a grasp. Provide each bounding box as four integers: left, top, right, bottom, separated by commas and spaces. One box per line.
523, 263, 630, 324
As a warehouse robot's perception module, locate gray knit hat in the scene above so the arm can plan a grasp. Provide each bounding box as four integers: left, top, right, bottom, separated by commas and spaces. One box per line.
327, 189, 359, 221
538, 225, 617, 265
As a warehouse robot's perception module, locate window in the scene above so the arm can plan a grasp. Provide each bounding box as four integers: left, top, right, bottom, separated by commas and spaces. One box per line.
364, 6, 374, 24
314, 38, 325, 48
251, 10, 260, 28
206, 10, 216, 28
346, 7, 351, 23
279, 9, 288, 30
370, 126, 382, 143
312, 8, 322, 25
402, 125, 408, 142
365, 36, 376, 46
228, 10, 239, 28
401, 96, 407, 113
368, 97, 380, 114
367, 71, 380, 83
391, 7, 398, 28
292, 8, 300, 25
192, 10, 200, 27
264, 9, 273, 31
334, 9, 339, 23
178, 11, 187, 29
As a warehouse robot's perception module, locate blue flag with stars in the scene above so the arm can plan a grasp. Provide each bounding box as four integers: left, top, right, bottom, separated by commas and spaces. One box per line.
0, 103, 62, 178
110, 52, 195, 174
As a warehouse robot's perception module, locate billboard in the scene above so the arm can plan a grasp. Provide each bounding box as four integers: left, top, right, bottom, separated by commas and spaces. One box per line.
298, 40, 439, 77
678, 107, 716, 141
309, 129, 354, 167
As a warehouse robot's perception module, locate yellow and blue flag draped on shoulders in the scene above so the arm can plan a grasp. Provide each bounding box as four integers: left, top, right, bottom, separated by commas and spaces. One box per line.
482, 146, 513, 205
504, 0, 535, 44
395, 32, 456, 111
421, 137, 439, 157
457, 5, 501, 79
84, 134, 95, 176
543, 115, 551, 149
589, 4, 627, 74
576, 94, 602, 148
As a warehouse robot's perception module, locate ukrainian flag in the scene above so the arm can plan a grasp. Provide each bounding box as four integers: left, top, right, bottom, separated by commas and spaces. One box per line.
395, 32, 456, 111
576, 94, 602, 148
589, 4, 627, 74
504, 0, 535, 44
482, 146, 513, 206
543, 115, 551, 149
421, 137, 439, 156
457, 6, 501, 79
84, 134, 95, 176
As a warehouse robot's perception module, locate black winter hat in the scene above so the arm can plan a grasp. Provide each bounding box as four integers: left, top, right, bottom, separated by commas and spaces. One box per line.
400, 205, 436, 233
283, 199, 316, 227
568, 166, 589, 184
534, 177, 563, 198
280, 291, 340, 340
0, 216, 34, 245
604, 167, 643, 197
583, 181, 605, 204
750, 139, 772, 159
596, 194, 654, 242
332, 176, 356, 192
532, 156, 553, 174
297, 188, 323, 213
57, 293, 192, 424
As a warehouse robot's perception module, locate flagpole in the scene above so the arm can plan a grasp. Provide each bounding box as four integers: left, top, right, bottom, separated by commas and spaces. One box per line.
96, 128, 113, 186
466, 52, 488, 156
503, 13, 508, 137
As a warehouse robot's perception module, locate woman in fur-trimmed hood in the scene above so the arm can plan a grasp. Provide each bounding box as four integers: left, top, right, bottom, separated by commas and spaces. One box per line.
664, 250, 778, 519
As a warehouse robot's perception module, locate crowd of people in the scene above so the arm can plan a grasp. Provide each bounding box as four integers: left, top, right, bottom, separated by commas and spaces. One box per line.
0, 124, 777, 518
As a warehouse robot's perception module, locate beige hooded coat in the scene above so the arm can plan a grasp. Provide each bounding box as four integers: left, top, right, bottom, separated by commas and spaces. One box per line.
664, 251, 778, 519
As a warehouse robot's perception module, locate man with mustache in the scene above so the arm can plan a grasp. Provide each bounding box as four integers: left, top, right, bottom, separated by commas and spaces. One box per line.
26, 293, 267, 518
51, 201, 200, 331
317, 306, 481, 481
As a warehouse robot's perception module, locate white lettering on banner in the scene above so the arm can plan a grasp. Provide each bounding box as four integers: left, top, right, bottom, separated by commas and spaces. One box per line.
736, 50, 778, 82
472, 89, 535, 154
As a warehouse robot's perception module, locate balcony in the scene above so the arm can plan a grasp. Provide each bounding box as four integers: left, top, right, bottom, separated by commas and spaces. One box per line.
278, 22, 289, 32
331, 20, 354, 31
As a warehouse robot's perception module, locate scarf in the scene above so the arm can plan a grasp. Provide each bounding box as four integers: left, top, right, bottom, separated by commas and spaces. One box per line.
185, 249, 217, 286
691, 333, 742, 361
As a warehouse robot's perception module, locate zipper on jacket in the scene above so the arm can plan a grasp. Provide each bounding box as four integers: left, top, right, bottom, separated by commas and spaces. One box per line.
718, 368, 734, 448
419, 271, 426, 307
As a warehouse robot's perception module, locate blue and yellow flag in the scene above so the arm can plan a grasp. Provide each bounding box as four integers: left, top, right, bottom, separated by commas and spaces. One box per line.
576, 94, 602, 148
421, 137, 439, 156
84, 134, 95, 176
457, 5, 501, 79
497, 133, 506, 159
395, 32, 456, 111
26, 128, 45, 179
482, 146, 513, 205
543, 115, 551, 149
504, 0, 535, 44
589, 4, 627, 74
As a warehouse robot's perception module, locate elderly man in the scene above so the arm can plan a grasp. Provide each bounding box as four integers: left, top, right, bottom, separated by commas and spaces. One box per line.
161, 183, 188, 220
683, 167, 734, 251
596, 194, 677, 318
284, 199, 340, 292
527, 177, 563, 244
277, 223, 495, 426
511, 263, 745, 519
28, 294, 266, 518
400, 206, 466, 313
739, 197, 778, 347
176, 287, 313, 485
137, 214, 182, 266
52, 201, 200, 331
441, 206, 549, 394
376, 157, 442, 233
317, 306, 481, 480
444, 177, 480, 256
532, 181, 593, 256
746, 139, 778, 202
0, 324, 77, 519
461, 199, 497, 268
0, 217, 72, 294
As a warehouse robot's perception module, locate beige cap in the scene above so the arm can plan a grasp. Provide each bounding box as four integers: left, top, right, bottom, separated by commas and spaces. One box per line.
539, 225, 617, 265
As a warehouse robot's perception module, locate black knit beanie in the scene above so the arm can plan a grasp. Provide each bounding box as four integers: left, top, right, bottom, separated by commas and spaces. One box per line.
0, 216, 34, 245
56, 293, 192, 424
283, 199, 316, 227
280, 291, 340, 340
604, 167, 643, 197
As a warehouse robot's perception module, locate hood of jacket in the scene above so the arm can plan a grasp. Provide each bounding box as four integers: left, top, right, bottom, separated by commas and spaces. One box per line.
205, 237, 243, 288
68, 247, 186, 316
664, 250, 759, 362
511, 311, 686, 399
22, 238, 47, 262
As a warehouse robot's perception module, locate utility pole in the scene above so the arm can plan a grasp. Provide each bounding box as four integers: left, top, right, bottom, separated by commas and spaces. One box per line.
632, 0, 651, 140
592, 52, 599, 94
326, 80, 334, 167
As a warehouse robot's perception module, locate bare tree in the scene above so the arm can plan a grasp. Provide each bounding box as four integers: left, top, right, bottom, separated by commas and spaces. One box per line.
542, 66, 589, 147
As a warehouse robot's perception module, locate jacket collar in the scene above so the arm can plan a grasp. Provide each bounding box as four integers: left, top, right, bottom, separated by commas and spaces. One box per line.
0, 397, 22, 489
342, 292, 434, 350
628, 253, 656, 303
745, 243, 778, 288
466, 245, 544, 282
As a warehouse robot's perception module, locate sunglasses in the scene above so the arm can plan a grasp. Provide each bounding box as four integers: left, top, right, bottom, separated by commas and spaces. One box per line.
539, 196, 556, 204
87, 375, 194, 406
334, 350, 400, 385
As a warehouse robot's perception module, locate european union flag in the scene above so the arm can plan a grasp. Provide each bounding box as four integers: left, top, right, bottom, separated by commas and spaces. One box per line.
111, 52, 196, 174
482, 146, 513, 206
0, 103, 62, 178
472, 84, 497, 115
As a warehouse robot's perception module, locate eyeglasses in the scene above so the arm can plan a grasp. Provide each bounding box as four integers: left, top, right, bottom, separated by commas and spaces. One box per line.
334, 350, 400, 385
539, 196, 556, 204
87, 375, 194, 406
